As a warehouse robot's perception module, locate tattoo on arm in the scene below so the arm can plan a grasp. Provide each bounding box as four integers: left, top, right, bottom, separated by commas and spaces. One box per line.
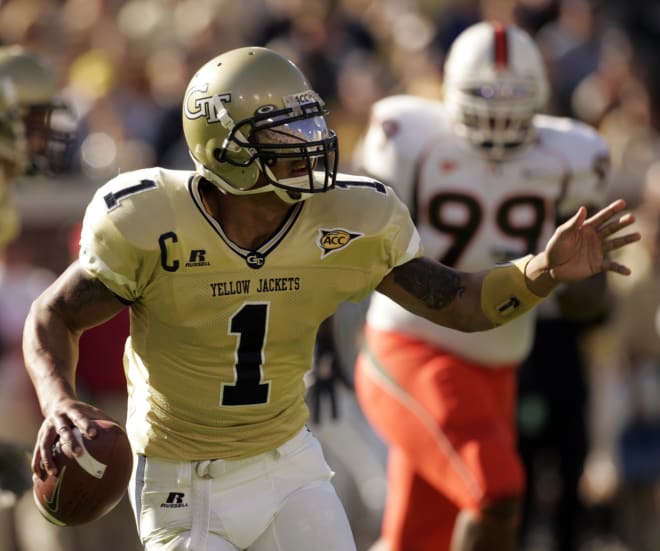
56, 277, 115, 315
392, 258, 465, 310
49, 267, 126, 331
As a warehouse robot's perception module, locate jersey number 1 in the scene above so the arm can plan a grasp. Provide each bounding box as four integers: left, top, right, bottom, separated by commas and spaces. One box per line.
221, 302, 270, 406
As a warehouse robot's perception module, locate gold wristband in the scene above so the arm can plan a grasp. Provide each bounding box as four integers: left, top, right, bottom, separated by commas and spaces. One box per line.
481, 255, 545, 326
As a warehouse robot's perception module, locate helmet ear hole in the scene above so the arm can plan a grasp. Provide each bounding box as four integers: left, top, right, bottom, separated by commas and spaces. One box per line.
222, 163, 261, 191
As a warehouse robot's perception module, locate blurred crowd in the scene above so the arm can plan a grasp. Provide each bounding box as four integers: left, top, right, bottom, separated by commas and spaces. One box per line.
4, 0, 660, 201
2, 0, 660, 550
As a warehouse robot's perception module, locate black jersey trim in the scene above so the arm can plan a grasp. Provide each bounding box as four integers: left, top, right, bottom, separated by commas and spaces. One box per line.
188, 176, 303, 263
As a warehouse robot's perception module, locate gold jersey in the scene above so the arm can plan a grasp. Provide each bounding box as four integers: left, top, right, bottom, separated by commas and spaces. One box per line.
79, 168, 422, 460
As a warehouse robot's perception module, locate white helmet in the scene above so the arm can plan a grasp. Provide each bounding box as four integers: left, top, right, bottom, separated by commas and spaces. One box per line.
443, 21, 550, 159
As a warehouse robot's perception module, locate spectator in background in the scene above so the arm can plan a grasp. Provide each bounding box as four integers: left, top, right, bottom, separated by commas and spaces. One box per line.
581, 160, 660, 551
592, 43, 660, 208
533, 0, 606, 118
250, 0, 377, 107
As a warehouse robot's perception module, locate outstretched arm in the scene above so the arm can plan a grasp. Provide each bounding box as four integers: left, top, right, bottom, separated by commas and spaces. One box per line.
377, 199, 640, 332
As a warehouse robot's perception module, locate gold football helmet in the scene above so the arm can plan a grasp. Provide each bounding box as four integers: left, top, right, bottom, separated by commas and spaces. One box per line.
0, 46, 77, 246
182, 47, 338, 203
0, 45, 76, 175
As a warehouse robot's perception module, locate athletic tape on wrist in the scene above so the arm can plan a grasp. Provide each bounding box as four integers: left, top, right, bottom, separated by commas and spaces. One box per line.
481, 254, 545, 326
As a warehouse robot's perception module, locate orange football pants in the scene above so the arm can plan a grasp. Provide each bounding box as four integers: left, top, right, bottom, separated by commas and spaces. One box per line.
355, 326, 525, 551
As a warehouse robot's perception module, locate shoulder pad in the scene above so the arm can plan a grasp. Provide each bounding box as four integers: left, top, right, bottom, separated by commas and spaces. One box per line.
355, 95, 448, 193
84, 168, 187, 250
535, 114, 610, 175
366, 95, 448, 150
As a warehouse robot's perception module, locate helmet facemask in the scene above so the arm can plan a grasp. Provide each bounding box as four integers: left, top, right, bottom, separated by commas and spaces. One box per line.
216, 99, 338, 202
448, 78, 538, 160
21, 100, 77, 175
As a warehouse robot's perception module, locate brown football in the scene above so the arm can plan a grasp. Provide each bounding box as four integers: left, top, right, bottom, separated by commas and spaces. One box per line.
32, 419, 133, 526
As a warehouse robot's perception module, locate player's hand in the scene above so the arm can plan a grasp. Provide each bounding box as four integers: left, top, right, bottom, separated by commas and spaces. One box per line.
527, 199, 640, 294
308, 353, 339, 424
307, 317, 354, 424
307, 352, 354, 424
32, 399, 114, 477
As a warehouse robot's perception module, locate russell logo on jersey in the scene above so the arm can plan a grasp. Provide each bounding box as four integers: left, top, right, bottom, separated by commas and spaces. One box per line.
185, 249, 211, 267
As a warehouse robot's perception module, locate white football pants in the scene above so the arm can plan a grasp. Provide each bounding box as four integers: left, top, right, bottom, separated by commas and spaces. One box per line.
128, 427, 357, 551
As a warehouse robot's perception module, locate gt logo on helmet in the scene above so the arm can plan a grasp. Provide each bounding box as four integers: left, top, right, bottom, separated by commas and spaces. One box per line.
183, 83, 231, 123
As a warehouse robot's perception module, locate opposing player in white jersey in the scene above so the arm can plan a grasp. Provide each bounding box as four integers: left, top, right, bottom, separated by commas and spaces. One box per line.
354, 22, 612, 551
22, 46, 637, 551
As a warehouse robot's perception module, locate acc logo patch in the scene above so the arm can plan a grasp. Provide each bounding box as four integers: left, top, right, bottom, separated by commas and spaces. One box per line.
317, 228, 363, 257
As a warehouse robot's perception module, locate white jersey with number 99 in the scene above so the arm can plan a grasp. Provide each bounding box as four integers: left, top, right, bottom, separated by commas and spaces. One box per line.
357, 94, 610, 366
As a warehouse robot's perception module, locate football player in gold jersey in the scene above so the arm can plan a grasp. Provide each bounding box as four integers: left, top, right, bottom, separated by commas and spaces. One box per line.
23, 47, 639, 551
0, 46, 76, 551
